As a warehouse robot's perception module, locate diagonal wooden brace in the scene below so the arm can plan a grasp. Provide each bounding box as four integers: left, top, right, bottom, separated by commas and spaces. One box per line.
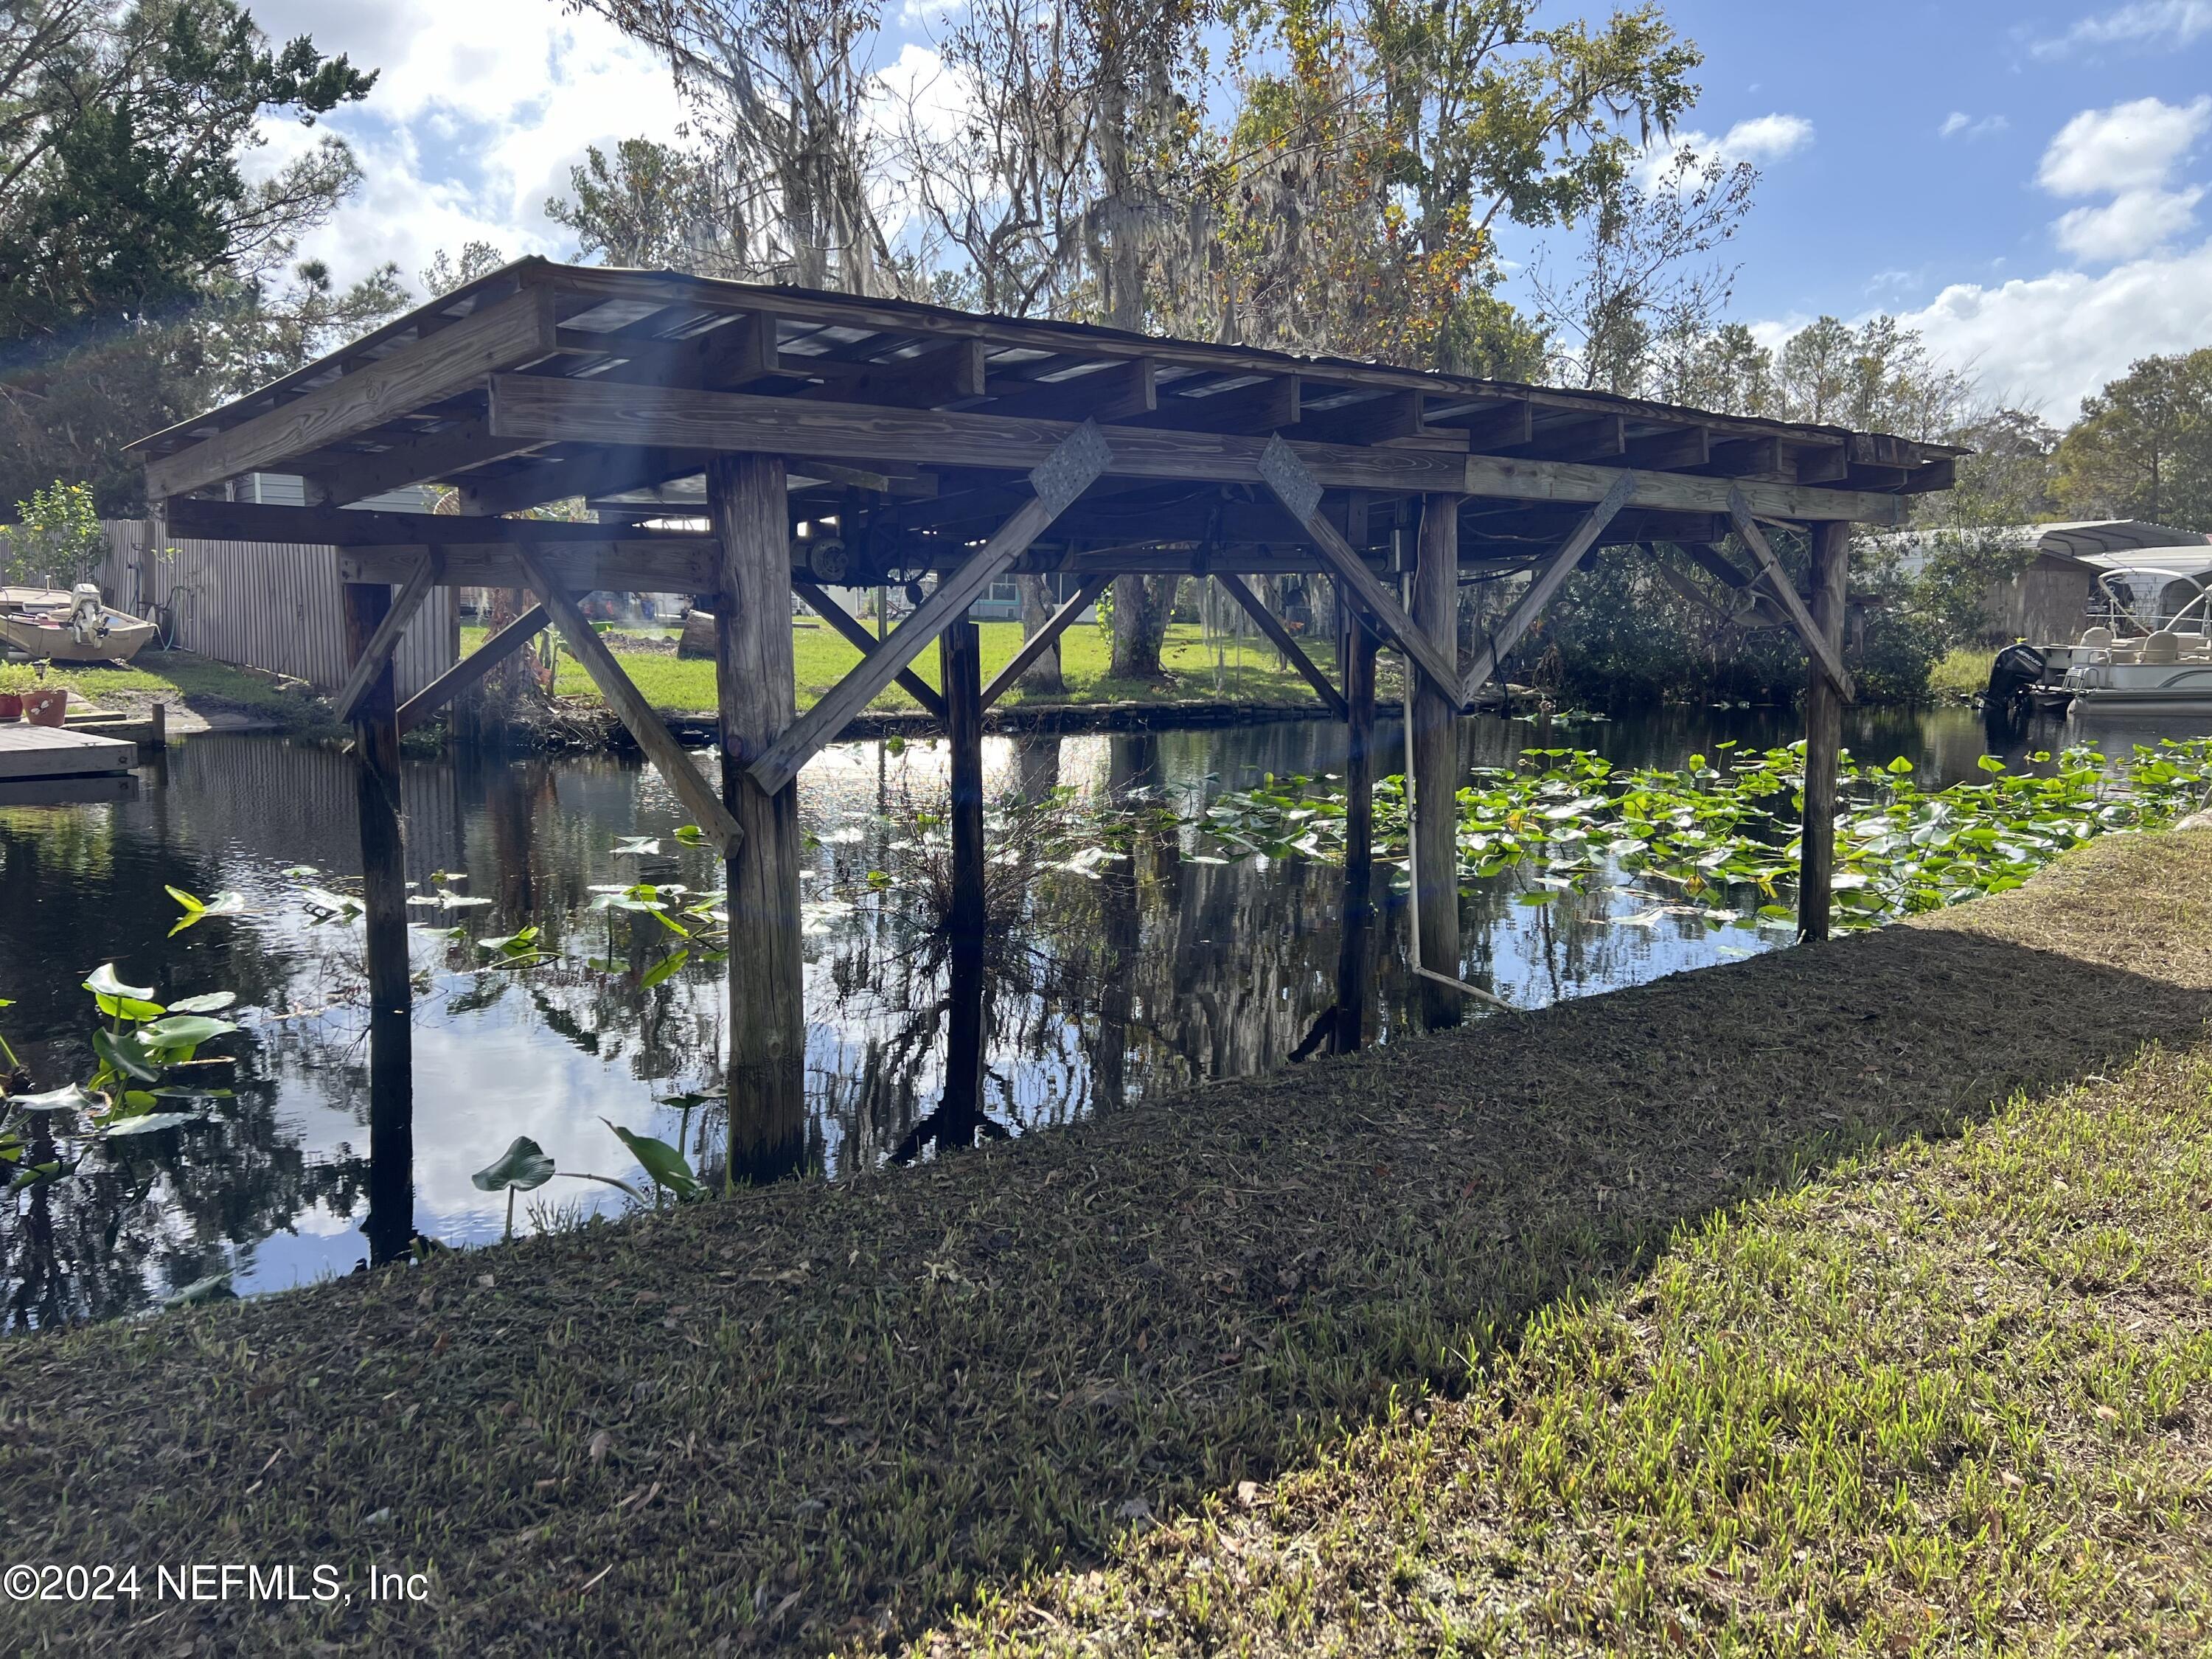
792, 577, 947, 720
1458, 469, 1635, 703
1257, 437, 1464, 701
1726, 489, 1855, 701
334, 549, 442, 722
981, 576, 1110, 709
1215, 573, 1348, 718
747, 421, 1113, 796
514, 543, 744, 853
396, 601, 549, 734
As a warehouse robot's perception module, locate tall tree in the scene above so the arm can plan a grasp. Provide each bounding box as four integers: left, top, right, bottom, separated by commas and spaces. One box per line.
2054, 349, 2212, 531
0, 0, 378, 508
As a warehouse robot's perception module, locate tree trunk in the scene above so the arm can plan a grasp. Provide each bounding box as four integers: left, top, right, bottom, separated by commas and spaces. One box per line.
1109, 573, 1175, 681
1016, 574, 1064, 694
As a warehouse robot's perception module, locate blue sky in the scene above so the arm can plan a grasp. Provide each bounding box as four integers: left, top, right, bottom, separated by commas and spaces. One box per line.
246, 0, 2212, 421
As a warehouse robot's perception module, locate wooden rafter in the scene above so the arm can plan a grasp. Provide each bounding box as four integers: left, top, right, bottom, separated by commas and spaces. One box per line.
513, 543, 744, 852
1215, 573, 1348, 719
1725, 490, 1856, 701
1255, 437, 1465, 699
745, 422, 1113, 796
980, 577, 1110, 709
1458, 469, 1635, 704
396, 602, 549, 734
333, 551, 442, 721
792, 577, 947, 720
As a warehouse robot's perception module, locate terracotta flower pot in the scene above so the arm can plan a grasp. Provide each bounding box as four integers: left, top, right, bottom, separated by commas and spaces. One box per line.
24, 686, 68, 727
0, 693, 21, 721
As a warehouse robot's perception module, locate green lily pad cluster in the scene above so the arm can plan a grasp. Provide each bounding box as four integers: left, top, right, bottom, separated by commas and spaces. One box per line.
1189, 739, 2212, 932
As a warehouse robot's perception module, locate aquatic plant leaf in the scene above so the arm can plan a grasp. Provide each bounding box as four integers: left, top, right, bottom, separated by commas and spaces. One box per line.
163, 1271, 235, 1308
92, 1027, 161, 1083
612, 836, 661, 856
140, 1015, 238, 1054
165, 992, 237, 1015
673, 824, 706, 846
639, 948, 689, 990
85, 963, 155, 1003
102, 1111, 202, 1136
281, 865, 319, 877
10, 1083, 94, 1117
601, 1119, 701, 1198
302, 888, 364, 918
473, 1135, 557, 1193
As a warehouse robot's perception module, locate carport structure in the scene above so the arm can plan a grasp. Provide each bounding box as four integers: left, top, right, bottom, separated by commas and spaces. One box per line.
128, 257, 1959, 1239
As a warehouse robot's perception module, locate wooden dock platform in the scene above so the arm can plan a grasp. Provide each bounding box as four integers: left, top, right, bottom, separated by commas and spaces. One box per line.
0, 723, 141, 804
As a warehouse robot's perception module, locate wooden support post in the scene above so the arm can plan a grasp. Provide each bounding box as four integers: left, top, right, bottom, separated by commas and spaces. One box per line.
1258, 437, 1465, 698
1799, 521, 1851, 943
941, 617, 988, 952
1216, 573, 1348, 718
1459, 469, 1634, 702
343, 580, 414, 1265
981, 577, 1108, 708
1332, 597, 1379, 1054
396, 602, 549, 734
515, 544, 743, 853
1728, 490, 1856, 702
747, 420, 1110, 796
793, 577, 946, 719
1411, 495, 1463, 1030
333, 549, 442, 721
709, 453, 807, 1184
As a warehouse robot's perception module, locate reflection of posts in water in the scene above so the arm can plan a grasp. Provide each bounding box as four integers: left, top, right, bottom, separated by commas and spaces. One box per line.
1798, 522, 1851, 943
710, 453, 807, 1183
1332, 599, 1380, 1053
344, 580, 416, 1265
1411, 494, 1465, 1031
1093, 729, 1153, 1106
1013, 731, 1061, 804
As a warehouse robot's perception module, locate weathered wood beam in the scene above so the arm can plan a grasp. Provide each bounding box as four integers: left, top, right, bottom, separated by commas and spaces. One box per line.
1215, 572, 1347, 718
146, 288, 557, 499
487, 373, 1913, 523
306, 415, 543, 506
746, 421, 1113, 796
1702, 437, 1785, 479
791, 576, 947, 719
1524, 414, 1625, 463
1410, 493, 1463, 1031
459, 443, 709, 518
514, 542, 744, 852
1332, 605, 1379, 1054
1726, 490, 1854, 701
1792, 442, 1849, 484
489, 374, 1466, 494
1626, 425, 1710, 470
1256, 437, 1466, 699
1458, 469, 1635, 703
986, 358, 1155, 422
332, 550, 442, 721
167, 495, 711, 549
336, 543, 718, 591
1138, 374, 1301, 435
980, 576, 1110, 708
1899, 456, 1958, 495
1799, 521, 1851, 942
395, 602, 549, 734
802, 338, 988, 408
1449, 398, 1533, 451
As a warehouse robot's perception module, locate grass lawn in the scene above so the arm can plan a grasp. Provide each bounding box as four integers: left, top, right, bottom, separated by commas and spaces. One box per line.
466, 619, 1340, 714
4, 830, 2211, 1652
27, 649, 338, 733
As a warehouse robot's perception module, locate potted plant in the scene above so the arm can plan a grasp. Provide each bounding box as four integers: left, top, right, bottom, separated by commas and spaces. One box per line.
24, 677, 68, 727
0, 661, 32, 721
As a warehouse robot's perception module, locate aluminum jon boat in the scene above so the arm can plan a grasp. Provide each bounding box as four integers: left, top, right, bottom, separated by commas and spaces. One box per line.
0, 585, 158, 664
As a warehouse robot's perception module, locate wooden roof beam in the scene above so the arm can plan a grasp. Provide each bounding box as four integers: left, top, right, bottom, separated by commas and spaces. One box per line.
1522, 414, 1625, 464
143, 288, 559, 500
984, 356, 1155, 422
484, 375, 1910, 523
1133, 373, 1300, 435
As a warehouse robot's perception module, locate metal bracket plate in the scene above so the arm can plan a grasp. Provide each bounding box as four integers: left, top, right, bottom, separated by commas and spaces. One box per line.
1258, 435, 1323, 524
1029, 420, 1113, 517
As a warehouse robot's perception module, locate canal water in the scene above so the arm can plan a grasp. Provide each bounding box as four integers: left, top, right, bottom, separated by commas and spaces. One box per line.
0, 701, 2152, 1321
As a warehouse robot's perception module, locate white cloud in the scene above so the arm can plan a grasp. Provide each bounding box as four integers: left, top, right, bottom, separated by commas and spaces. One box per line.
2033, 95, 2211, 262
1939, 111, 2008, 140
2034, 0, 2212, 55
1636, 111, 1813, 189
1890, 238, 2212, 418
238, 0, 691, 292
2037, 95, 2210, 195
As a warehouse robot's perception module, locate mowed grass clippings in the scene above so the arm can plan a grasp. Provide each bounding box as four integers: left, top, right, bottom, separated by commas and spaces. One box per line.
939, 1046, 2212, 1656
1, 832, 2211, 1655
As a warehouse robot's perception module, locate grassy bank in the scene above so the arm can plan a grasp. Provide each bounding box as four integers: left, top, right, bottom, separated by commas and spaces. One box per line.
32, 648, 338, 734
1929, 645, 1995, 699
4, 832, 2211, 1653
465, 618, 1341, 714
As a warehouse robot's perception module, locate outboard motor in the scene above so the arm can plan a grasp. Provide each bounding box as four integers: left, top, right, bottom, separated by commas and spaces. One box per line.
1984, 643, 2045, 710
65, 584, 107, 647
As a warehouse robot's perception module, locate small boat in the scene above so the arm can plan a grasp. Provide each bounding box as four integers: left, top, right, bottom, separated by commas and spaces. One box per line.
0, 585, 158, 664
1985, 561, 2212, 720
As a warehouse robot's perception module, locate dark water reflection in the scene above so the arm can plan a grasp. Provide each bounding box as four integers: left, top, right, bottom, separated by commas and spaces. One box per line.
0, 700, 2156, 1319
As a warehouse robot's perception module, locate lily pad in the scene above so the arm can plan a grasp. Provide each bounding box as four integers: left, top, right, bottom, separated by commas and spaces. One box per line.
472, 1135, 557, 1193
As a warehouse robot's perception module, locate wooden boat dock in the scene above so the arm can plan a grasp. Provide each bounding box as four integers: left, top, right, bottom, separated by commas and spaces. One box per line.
0, 723, 141, 805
